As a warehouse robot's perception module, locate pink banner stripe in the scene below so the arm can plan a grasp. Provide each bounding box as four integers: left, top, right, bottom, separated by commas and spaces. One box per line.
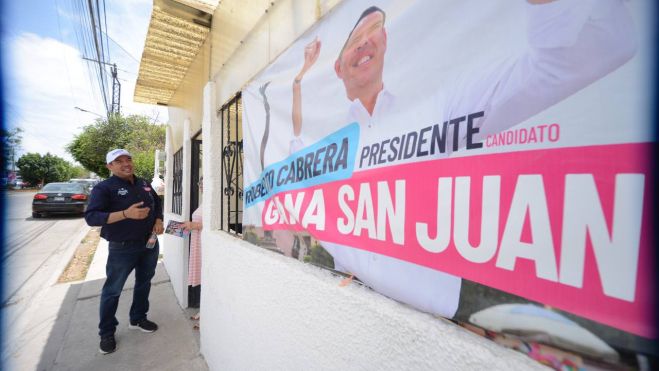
262, 143, 654, 337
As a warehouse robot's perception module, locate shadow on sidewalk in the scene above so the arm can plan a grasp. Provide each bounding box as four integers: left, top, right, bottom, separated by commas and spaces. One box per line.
37, 263, 207, 371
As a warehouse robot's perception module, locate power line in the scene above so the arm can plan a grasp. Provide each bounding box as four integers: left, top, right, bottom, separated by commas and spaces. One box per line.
81, 57, 121, 115
104, 33, 140, 63
102, 0, 111, 63
87, 0, 110, 115
74, 0, 106, 109
95, 0, 108, 71
71, 0, 126, 117
75, 0, 106, 112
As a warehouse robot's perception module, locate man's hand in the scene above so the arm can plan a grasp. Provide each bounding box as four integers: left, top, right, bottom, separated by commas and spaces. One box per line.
296, 37, 321, 81
182, 221, 202, 232
182, 221, 194, 232
292, 37, 322, 138
153, 218, 164, 235
124, 201, 150, 220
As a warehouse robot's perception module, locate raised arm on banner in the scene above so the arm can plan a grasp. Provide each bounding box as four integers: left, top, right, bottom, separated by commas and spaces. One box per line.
292, 37, 321, 137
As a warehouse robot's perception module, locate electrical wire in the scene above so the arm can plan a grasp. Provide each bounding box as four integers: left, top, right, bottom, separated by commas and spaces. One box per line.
87, 0, 110, 114
72, 0, 103, 109
71, 0, 133, 116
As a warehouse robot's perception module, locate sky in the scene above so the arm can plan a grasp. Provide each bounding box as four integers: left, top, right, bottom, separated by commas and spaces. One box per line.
2, 0, 168, 164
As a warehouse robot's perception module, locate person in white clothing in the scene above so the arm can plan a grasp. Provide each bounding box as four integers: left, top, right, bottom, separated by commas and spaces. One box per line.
288, 0, 636, 318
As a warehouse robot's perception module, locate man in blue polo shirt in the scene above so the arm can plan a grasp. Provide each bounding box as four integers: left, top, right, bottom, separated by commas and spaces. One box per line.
85, 148, 164, 354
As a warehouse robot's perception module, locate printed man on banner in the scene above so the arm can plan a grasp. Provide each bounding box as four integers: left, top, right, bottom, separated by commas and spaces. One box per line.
284, 0, 636, 317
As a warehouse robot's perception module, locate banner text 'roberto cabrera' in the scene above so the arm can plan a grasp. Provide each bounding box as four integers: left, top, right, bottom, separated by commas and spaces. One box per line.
245, 123, 359, 208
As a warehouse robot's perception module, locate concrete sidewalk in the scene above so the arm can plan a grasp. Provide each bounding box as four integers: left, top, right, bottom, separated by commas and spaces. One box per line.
39, 238, 208, 371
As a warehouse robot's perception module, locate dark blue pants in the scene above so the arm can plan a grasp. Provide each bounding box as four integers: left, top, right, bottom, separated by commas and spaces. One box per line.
98, 240, 159, 337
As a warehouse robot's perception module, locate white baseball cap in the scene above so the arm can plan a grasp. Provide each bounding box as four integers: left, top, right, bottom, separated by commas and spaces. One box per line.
106, 149, 131, 164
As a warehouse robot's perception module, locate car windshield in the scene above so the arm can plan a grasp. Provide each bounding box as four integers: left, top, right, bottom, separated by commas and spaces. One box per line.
42, 183, 84, 192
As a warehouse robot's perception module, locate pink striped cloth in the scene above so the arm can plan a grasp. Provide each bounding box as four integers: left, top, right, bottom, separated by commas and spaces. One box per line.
188, 207, 202, 287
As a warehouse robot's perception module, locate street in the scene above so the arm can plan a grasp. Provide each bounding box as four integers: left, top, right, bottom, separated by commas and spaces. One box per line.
1, 190, 90, 367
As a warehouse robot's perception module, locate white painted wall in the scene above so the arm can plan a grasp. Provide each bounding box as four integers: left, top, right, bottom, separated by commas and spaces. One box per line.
198, 232, 546, 370
162, 120, 191, 308
161, 228, 188, 308
201, 82, 221, 232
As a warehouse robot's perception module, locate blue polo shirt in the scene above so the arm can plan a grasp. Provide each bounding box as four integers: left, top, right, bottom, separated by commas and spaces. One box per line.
85, 175, 163, 242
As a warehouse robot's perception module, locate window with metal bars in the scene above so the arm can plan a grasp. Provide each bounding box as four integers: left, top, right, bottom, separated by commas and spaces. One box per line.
218, 93, 243, 235
171, 147, 183, 215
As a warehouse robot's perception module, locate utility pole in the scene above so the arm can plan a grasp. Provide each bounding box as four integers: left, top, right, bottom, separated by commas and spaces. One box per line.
111, 63, 121, 115
82, 57, 121, 116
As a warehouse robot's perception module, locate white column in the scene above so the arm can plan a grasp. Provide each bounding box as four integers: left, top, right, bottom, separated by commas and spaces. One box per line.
164, 126, 174, 215
162, 120, 191, 309
153, 149, 160, 177
201, 81, 221, 231
182, 119, 192, 221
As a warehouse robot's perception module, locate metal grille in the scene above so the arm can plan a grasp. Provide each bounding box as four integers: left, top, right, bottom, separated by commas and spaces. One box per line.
190, 134, 202, 219
218, 93, 243, 235
172, 147, 183, 215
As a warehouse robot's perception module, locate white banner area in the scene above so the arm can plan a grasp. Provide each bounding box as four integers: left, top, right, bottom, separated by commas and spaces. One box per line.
241, 0, 655, 364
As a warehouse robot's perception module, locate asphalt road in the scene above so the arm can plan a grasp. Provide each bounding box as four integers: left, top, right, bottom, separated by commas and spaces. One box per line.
1, 190, 90, 365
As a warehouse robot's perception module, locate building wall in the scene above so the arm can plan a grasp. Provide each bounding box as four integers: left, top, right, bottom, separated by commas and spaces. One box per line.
198, 231, 545, 370
166, 1, 547, 369
162, 17, 213, 302
209, 0, 341, 104
162, 119, 192, 307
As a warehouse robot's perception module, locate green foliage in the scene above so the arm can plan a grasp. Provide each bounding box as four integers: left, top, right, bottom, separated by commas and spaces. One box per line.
307, 243, 335, 269
69, 164, 91, 179
66, 113, 165, 180
131, 151, 155, 181
17, 152, 75, 185
243, 230, 259, 245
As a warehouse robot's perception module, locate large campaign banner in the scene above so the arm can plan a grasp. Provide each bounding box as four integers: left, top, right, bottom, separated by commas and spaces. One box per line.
241, 0, 655, 365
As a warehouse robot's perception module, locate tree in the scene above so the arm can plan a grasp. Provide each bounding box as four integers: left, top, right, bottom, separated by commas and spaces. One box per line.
67, 114, 165, 180
66, 115, 129, 177
69, 164, 91, 179
17, 152, 75, 186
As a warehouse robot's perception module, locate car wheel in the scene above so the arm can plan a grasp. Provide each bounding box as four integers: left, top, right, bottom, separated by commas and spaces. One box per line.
32, 212, 41, 218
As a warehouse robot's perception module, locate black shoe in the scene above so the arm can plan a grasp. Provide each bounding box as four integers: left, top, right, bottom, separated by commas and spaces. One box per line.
128, 318, 158, 333
99, 334, 116, 354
